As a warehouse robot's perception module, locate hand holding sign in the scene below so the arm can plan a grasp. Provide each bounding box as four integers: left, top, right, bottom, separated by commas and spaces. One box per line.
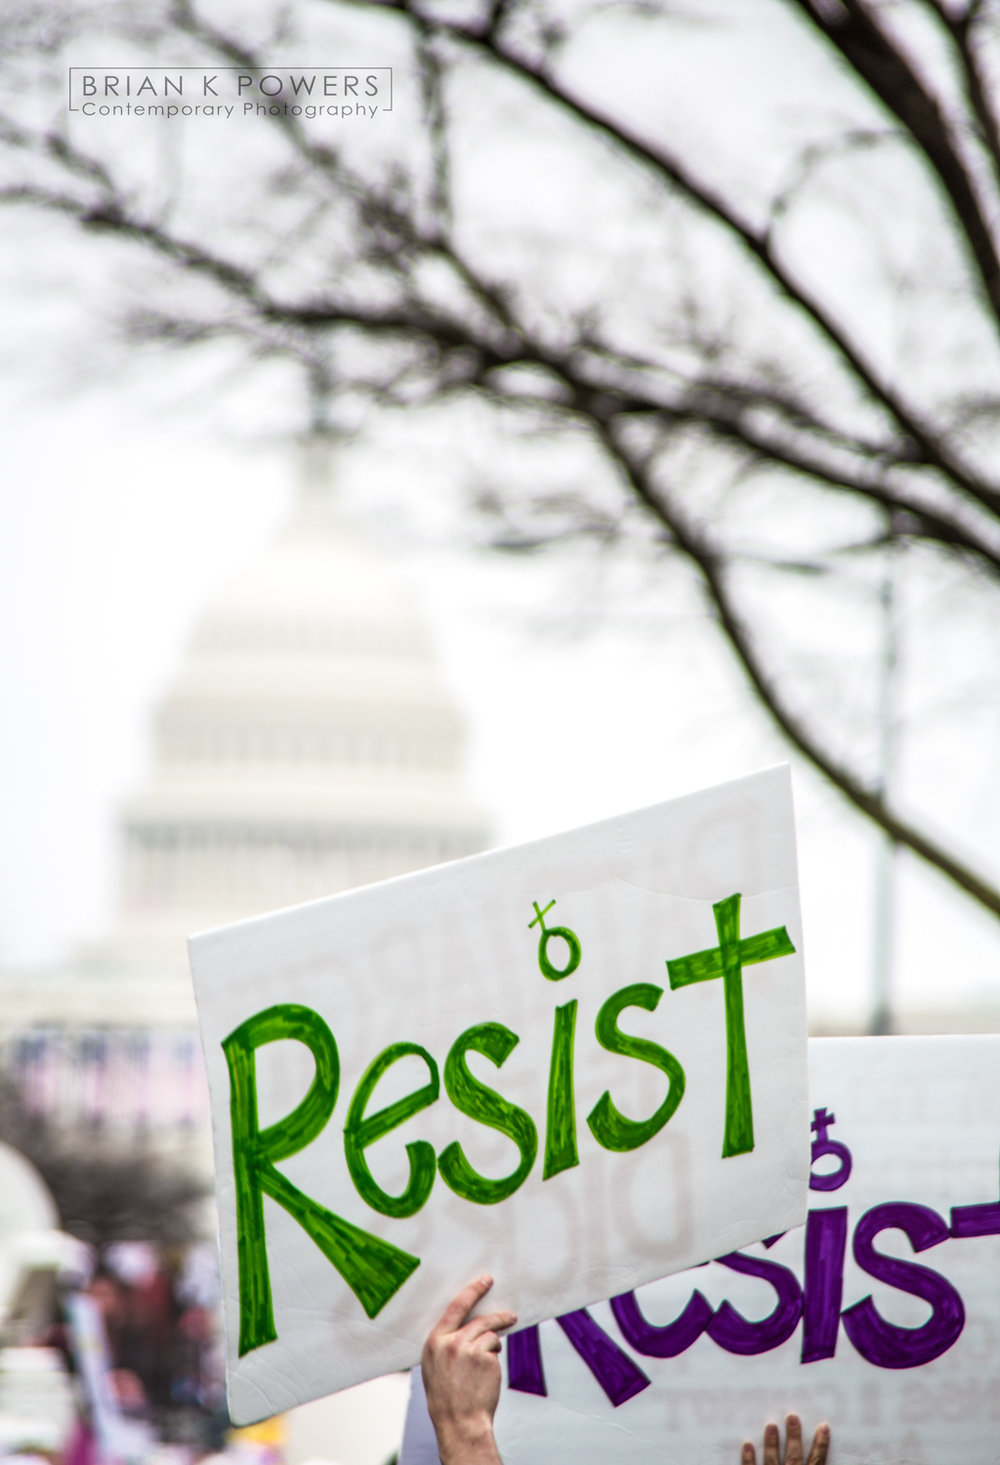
418, 1284, 833, 1465
421, 1275, 516, 1465
190, 766, 809, 1420
742, 1416, 830, 1465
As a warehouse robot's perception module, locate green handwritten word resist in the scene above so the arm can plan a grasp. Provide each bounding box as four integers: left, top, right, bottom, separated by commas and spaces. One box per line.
222, 893, 794, 1357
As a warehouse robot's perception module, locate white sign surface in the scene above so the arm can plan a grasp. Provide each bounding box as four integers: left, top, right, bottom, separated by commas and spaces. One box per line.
401, 1035, 1000, 1465
189, 766, 808, 1423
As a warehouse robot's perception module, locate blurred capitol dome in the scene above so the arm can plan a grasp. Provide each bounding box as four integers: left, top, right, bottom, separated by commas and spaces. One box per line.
2, 444, 490, 1139
116, 447, 488, 960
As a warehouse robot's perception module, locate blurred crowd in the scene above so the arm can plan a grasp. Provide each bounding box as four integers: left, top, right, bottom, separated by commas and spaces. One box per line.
0, 1240, 269, 1465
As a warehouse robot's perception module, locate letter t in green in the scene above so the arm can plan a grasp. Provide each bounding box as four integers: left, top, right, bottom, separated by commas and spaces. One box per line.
666, 894, 795, 1159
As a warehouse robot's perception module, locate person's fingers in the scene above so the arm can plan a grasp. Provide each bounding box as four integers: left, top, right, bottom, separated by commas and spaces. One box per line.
430, 1275, 494, 1336
741, 1444, 756, 1465
762, 1421, 781, 1465
784, 1414, 804, 1465
462, 1308, 518, 1342
805, 1423, 830, 1465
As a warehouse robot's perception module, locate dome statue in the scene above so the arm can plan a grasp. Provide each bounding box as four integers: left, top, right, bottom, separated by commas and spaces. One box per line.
2, 443, 490, 1134
116, 454, 489, 955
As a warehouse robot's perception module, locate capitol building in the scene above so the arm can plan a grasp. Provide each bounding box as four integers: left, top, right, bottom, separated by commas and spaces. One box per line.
0, 448, 490, 1153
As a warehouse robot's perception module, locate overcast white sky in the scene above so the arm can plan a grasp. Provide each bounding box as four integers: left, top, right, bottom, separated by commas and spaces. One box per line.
0, 0, 998, 1031
2, 356, 998, 1032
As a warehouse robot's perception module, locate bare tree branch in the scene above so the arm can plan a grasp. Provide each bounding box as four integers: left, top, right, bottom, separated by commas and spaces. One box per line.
378, 0, 1000, 522
789, 0, 1000, 330
2, 0, 999, 922
921, 0, 1000, 196
590, 418, 1000, 916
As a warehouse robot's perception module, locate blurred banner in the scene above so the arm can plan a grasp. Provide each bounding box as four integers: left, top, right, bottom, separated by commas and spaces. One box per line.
64, 1292, 155, 1465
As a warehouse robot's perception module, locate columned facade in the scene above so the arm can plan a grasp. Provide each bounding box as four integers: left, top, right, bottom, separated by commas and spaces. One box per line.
1, 458, 489, 1148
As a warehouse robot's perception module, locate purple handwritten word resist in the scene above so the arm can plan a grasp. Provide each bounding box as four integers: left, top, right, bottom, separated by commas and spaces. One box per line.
507, 1108, 998, 1406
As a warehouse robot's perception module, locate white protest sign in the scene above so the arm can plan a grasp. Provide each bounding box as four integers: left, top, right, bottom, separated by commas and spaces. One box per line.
64, 1293, 155, 1465
402, 1035, 1000, 1465
188, 765, 808, 1423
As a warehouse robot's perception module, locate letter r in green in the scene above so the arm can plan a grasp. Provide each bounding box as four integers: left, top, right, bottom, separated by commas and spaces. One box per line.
222, 1004, 420, 1356
666, 894, 795, 1159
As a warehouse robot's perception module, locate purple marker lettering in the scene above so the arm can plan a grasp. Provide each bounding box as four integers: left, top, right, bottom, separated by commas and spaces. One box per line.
555, 1309, 651, 1407
507, 1325, 546, 1396
706, 1249, 802, 1356
842, 1202, 965, 1369
810, 1108, 852, 1192
801, 1206, 848, 1363
951, 1156, 1000, 1237
610, 1287, 713, 1358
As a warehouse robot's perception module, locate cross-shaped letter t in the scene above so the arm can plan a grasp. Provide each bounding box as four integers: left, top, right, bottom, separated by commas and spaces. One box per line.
666, 893, 795, 1159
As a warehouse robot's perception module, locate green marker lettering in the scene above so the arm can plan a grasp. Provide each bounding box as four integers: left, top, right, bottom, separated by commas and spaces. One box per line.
344, 1041, 440, 1218
529, 899, 582, 981
543, 999, 579, 1178
438, 1022, 538, 1204
666, 893, 796, 1158
222, 1003, 420, 1355
586, 983, 686, 1152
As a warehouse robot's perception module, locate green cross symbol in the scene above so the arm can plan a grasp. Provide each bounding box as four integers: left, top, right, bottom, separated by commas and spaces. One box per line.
666, 892, 796, 1159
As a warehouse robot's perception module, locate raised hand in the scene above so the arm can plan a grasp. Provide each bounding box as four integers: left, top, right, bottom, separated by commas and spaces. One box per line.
742, 1413, 830, 1465
422, 1274, 518, 1465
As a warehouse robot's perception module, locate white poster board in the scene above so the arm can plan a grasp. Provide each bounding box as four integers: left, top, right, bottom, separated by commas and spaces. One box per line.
402, 1035, 1000, 1465
189, 765, 808, 1423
